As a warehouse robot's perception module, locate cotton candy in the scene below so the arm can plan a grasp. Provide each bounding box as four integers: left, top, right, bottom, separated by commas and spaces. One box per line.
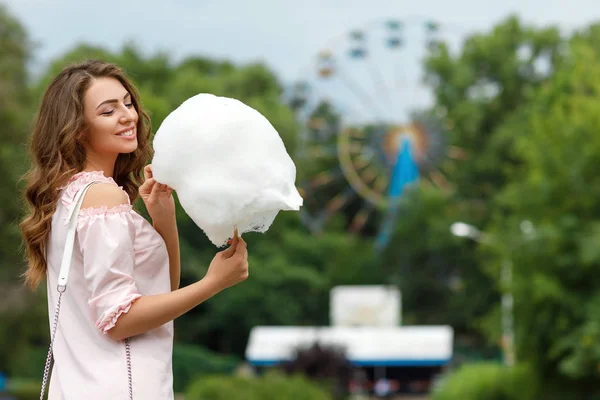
151, 93, 303, 246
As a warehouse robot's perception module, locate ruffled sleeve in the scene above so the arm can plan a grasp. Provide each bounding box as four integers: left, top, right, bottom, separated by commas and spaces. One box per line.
77, 205, 141, 334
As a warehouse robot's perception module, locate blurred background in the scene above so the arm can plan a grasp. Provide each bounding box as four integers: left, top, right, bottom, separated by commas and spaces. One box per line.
1, 0, 600, 399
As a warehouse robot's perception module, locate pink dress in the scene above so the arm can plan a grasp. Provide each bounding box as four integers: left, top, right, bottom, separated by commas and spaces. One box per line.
46, 171, 174, 399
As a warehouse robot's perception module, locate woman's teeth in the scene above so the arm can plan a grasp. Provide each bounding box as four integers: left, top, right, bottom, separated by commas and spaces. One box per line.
118, 129, 134, 137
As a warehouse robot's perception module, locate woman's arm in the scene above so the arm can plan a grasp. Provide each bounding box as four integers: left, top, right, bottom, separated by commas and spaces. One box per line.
107, 239, 246, 341
154, 217, 180, 291
107, 276, 218, 341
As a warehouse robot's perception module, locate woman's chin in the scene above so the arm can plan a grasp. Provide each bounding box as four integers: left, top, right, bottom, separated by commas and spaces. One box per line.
119, 141, 138, 154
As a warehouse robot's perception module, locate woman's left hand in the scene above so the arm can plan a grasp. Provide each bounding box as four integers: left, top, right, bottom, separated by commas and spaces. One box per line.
139, 164, 176, 226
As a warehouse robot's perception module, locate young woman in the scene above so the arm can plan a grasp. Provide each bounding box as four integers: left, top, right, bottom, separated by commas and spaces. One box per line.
19, 59, 249, 399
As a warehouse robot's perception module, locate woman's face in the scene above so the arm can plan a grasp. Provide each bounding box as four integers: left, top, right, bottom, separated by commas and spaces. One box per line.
82, 76, 138, 156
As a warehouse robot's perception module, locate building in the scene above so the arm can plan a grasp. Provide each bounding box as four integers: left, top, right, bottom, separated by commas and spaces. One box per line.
245, 285, 453, 395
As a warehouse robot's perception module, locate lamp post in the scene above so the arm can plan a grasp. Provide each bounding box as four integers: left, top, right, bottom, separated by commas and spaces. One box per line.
450, 222, 518, 367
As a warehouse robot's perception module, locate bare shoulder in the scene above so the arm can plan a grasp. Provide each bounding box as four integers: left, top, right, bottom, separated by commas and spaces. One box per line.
81, 183, 130, 209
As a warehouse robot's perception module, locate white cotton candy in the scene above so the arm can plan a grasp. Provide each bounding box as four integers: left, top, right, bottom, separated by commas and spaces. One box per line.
151, 93, 303, 247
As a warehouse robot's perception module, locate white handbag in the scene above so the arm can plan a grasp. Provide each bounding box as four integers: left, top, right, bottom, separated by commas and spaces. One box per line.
40, 181, 133, 400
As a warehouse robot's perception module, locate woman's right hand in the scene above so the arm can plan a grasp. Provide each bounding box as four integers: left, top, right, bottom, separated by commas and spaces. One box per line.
205, 235, 249, 292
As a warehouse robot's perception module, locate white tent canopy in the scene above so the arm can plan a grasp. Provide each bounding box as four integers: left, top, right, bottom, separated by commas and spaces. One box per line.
245, 325, 453, 367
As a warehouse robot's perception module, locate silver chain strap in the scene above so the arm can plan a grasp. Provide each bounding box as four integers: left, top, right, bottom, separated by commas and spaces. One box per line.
125, 337, 133, 400
39, 285, 134, 399
40, 287, 64, 399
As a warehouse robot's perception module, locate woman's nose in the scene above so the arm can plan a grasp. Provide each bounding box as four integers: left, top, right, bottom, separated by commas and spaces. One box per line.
120, 106, 136, 123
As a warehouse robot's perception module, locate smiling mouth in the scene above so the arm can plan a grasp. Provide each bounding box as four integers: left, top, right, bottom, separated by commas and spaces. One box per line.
117, 128, 135, 137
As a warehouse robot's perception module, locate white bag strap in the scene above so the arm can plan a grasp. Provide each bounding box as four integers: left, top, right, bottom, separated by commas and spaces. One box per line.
57, 181, 98, 288
40, 180, 99, 399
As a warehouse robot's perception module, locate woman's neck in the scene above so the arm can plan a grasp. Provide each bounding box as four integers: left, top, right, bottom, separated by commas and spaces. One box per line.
83, 154, 117, 178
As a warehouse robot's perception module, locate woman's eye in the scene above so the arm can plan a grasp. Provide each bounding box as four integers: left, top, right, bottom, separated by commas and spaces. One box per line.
102, 110, 115, 116
125, 102, 134, 108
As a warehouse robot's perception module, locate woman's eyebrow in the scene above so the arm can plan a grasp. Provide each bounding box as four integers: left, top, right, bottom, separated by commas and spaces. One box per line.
96, 93, 131, 110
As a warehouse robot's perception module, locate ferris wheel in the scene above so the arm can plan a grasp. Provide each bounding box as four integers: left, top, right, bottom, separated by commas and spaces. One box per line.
288, 17, 467, 248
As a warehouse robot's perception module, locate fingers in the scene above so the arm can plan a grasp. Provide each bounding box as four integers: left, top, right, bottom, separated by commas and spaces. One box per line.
148, 179, 160, 204
142, 165, 173, 196
220, 240, 237, 258
235, 237, 248, 261
139, 177, 156, 195
221, 232, 244, 259
144, 164, 153, 181
239, 237, 248, 261
231, 234, 239, 250
141, 177, 172, 197
235, 237, 247, 255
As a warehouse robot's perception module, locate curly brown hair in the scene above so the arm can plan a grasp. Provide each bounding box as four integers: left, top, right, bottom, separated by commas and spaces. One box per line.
20, 59, 153, 289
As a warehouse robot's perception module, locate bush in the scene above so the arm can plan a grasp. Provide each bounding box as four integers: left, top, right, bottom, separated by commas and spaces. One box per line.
8, 346, 48, 380
172, 343, 240, 392
253, 372, 332, 400
186, 371, 332, 400
279, 343, 352, 399
4, 378, 42, 400
185, 375, 255, 400
432, 362, 539, 400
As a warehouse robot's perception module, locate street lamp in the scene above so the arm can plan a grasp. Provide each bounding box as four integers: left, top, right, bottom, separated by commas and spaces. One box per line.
450, 222, 483, 241
450, 221, 520, 367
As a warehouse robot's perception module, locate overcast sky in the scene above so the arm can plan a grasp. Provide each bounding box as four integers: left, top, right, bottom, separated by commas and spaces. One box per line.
4, 0, 600, 84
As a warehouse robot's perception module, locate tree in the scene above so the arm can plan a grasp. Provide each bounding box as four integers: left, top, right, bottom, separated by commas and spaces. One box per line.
0, 3, 52, 378
174, 211, 379, 354
492, 23, 600, 398
382, 186, 496, 338
424, 16, 561, 213
0, 3, 32, 283
379, 16, 565, 354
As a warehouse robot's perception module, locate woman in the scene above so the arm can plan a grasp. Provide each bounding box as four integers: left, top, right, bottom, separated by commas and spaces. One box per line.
19, 59, 249, 399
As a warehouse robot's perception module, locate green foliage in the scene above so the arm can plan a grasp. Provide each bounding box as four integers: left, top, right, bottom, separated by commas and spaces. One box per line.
385, 16, 564, 352
185, 372, 331, 400
397, 15, 600, 397
490, 23, 600, 395
4, 378, 41, 400
251, 372, 332, 400
6, 345, 47, 381
0, 3, 32, 284
432, 363, 538, 400
186, 375, 255, 400
425, 16, 561, 203
174, 213, 377, 354
0, 6, 52, 379
382, 186, 495, 334
172, 344, 240, 393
